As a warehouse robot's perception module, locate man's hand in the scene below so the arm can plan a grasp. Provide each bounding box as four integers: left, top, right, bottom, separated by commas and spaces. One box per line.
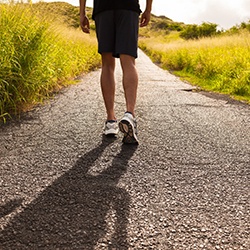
140, 10, 151, 27
80, 15, 90, 33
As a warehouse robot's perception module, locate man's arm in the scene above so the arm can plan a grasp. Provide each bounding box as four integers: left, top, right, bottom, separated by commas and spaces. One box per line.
79, 0, 90, 33
140, 0, 153, 27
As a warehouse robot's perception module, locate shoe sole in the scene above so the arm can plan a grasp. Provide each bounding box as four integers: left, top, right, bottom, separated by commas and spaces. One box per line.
105, 133, 117, 137
104, 129, 118, 137
119, 120, 139, 144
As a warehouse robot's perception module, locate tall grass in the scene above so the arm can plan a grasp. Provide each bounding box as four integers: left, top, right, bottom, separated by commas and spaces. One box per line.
139, 32, 250, 102
0, 3, 100, 122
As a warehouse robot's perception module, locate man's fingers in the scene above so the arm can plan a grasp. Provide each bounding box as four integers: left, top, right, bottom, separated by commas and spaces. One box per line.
140, 18, 149, 27
140, 12, 150, 27
80, 16, 90, 33
81, 25, 90, 33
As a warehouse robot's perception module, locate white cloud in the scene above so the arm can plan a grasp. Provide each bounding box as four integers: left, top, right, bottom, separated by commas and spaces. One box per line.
149, 0, 207, 22
148, 0, 250, 29
190, 0, 250, 28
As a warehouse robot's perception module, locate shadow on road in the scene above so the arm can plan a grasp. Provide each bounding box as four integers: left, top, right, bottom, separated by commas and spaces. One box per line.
0, 136, 137, 249
0, 198, 23, 219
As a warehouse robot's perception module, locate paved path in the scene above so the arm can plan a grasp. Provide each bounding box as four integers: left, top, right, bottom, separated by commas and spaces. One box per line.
0, 50, 249, 249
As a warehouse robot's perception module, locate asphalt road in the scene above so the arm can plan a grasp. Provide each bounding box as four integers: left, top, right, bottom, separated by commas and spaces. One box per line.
0, 50, 249, 249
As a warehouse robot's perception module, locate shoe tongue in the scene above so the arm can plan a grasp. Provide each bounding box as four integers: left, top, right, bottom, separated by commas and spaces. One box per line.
125, 112, 134, 119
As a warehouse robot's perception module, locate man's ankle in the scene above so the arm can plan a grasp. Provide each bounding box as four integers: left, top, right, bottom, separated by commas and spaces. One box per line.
107, 114, 116, 121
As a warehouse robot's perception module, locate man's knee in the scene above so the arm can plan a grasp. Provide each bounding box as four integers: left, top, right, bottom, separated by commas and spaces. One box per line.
120, 54, 136, 68
101, 53, 115, 70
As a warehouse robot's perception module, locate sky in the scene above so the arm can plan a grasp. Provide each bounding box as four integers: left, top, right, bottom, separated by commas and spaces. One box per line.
45, 0, 250, 29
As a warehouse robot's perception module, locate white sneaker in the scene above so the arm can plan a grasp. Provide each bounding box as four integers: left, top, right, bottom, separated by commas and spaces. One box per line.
104, 120, 119, 136
119, 112, 139, 144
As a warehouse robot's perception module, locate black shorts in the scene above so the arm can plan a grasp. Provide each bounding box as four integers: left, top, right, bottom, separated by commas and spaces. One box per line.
95, 10, 139, 58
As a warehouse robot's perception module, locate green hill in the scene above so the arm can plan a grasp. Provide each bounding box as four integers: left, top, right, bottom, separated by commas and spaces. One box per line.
30, 2, 92, 28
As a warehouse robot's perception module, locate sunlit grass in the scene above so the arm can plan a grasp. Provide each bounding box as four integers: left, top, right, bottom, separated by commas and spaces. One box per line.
0, 3, 100, 122
139, 32, 250, 103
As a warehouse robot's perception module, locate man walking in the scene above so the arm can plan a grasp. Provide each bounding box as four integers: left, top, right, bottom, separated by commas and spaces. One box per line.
80, 0, 153, 144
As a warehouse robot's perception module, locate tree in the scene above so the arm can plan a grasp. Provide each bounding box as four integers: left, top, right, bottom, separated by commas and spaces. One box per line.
198, 22, 218, 37
180, 24, 199, 40
180, 22, 218, 40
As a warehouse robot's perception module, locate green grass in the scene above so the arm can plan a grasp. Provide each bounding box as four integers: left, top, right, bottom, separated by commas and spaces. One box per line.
139, 30, 250, 103
0, 2, 100, 122
1, 2, 249, 122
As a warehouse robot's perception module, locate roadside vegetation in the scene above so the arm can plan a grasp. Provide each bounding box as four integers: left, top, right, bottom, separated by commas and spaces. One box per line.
139, 15, 250, 103
1, 2, 249, 122
0, 2, 100, 122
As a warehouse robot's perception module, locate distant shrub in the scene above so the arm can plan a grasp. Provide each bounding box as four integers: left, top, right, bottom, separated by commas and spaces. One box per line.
226, 20, 250, 34
151, 21, 169, 30
168, 23, 183, 32
150, 20, 183, 32
180, 24, 199, 40
180, 22, 218, 40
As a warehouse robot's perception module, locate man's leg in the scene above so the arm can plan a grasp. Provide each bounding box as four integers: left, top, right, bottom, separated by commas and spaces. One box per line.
119, 54, 138, 117
101, 53, 116, 121
118, 54, 139, 144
